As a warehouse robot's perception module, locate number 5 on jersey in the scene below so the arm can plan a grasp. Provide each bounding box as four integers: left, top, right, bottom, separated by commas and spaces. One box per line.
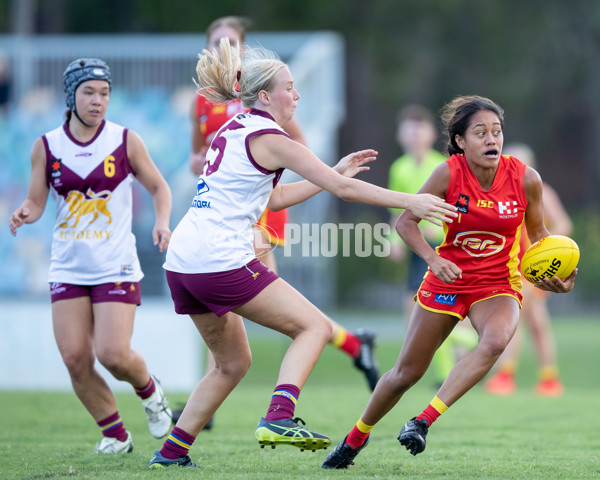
205, 120, 244, 176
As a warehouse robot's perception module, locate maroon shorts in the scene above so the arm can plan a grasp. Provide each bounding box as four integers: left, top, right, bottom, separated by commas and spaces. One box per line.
166, 258, 279, 317
49, 281, 142, 305
417, 285, 523, 320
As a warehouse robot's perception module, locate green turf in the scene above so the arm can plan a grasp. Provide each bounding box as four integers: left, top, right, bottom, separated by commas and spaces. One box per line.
2, 316, 599, 479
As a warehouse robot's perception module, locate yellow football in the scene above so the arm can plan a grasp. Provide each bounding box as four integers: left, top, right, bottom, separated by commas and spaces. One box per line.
521, 235, 580, 285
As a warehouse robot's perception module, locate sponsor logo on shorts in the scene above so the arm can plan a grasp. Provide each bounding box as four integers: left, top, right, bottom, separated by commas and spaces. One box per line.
108, 281, 127, 295
50, 282, 66, 295
434, 293, 457, 305
108, 288, 127, 295
244, 264, 260, 279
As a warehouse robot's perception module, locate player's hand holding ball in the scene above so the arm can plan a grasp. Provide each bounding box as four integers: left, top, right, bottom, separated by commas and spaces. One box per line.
521, 235, 579, 292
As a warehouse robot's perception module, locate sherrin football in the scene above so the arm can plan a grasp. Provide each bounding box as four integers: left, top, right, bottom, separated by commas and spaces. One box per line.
521, 235, 580, 285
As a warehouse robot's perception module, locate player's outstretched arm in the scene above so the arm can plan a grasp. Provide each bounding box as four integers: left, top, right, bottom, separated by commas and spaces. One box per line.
267, 147, 376, 211
255, 134, 457, 223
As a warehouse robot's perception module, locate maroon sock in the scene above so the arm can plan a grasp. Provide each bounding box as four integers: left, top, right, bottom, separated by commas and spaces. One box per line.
264, 384, 300, 421
134, 376, 155, 400
97, 412, 127, 442
160, 426, 196, 459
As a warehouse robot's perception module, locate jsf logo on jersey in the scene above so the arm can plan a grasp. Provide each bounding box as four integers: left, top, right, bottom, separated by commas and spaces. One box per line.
456, 193, 469, 214
192, 178, 211, 209
434, 293, 457, 305
59, 188, 112, 229
498, 200, 518, 218
453, 231, 506, 257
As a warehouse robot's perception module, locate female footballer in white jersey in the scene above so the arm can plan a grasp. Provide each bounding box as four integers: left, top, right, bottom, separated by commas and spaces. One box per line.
9, 59, 173, 454
149, 40, 458, 469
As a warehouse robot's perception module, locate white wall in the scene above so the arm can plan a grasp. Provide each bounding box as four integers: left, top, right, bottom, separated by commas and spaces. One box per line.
0, 298, 204, 392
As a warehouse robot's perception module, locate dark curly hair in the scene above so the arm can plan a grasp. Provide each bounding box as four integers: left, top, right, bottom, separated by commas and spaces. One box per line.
440, 95, 504, 156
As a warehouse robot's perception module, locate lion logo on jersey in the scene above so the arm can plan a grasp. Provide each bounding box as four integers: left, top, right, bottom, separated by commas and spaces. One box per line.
59, 188, 112, 228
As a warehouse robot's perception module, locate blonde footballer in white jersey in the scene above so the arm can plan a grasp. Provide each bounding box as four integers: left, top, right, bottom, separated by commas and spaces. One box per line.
149, 39, 457, 469
169, 16, 386, 433
9, 58, 173, 455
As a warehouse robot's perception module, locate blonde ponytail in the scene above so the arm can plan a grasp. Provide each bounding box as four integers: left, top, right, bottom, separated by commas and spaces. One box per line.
195, 38, 286, 110
195, 38, 242, 104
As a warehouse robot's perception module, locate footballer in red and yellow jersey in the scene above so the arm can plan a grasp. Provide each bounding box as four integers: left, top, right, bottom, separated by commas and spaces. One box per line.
195, 95, 247, 142
423, 154, 528, 294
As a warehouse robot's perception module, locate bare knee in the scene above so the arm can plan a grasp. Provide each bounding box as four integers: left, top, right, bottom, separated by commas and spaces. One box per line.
477, 336, 510, 360
314, 315, 333, 344
97, 347, 130, 378
306, 314, 332, 344
214, 348, 252, 384
384, 364, 427, 395
286, 313, 331, 345
61, 350, 94, 383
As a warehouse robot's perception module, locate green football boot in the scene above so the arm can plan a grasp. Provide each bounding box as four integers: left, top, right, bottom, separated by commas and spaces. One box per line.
255, 417, 331, 451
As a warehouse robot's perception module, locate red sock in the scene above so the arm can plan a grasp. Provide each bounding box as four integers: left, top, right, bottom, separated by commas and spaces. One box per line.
346, 425, 369, 449
134, 376, 155, 400
417, 404, 441, 426
264, 384, 300, 421
336, 330, 361, 358
97, 412, 127, 442
160, 426, 196, 459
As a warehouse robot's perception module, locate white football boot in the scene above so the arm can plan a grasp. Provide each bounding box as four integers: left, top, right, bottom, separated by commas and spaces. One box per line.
94, 431, 133, 454
142, 375, 173, 438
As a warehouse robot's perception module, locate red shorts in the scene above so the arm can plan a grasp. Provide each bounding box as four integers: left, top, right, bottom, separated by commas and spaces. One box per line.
417, 285, 523, 320
49, 281, 142, 305
255, 207, 288, 246
166, 259, 279, 317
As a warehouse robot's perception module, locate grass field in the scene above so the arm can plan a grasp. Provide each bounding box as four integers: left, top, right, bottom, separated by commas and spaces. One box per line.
2, 314, 599, 479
